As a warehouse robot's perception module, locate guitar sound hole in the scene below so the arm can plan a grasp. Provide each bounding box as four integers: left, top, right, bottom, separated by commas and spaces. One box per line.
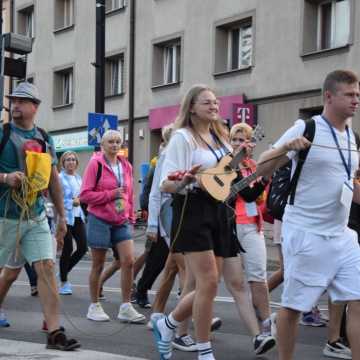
213, 175, 224, 187
224, 165, 232, 173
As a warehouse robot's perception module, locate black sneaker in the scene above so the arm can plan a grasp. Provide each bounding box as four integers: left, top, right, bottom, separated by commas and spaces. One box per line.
253, 334, 276, 355
172, 335, 197, 352
323, 339, 351, 359
210, 317, 222, 332
136, 294, 152, 309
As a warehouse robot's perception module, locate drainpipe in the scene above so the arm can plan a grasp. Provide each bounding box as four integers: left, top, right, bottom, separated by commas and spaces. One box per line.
128, 0, 135, 164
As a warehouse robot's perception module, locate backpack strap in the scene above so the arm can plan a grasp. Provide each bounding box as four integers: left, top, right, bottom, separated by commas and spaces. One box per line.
288, 118, 316, 205
95, 161, 102, 188
0, 122, 11, 156
37, 126, 50, 143
354, 130, 360, 150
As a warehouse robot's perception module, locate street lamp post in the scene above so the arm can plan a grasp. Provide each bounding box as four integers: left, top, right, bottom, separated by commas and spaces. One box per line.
95, 0, 105, 115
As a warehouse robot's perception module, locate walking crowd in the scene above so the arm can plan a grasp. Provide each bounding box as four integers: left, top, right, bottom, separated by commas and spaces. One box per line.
0, 68, 360, 360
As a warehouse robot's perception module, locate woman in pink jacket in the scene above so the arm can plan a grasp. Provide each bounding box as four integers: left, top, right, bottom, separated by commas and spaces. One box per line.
80, 129, 145, 324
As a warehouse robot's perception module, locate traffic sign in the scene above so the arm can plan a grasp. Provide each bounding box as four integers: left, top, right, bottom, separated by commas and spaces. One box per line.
88, 112, 118, 146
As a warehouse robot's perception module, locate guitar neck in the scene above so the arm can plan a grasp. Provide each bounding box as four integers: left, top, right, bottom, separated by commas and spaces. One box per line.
227, 172, 258, 201
228, 148, 246, 169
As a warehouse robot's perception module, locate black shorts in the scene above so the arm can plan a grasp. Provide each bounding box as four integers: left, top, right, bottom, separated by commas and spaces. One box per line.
170, 189, 240, 257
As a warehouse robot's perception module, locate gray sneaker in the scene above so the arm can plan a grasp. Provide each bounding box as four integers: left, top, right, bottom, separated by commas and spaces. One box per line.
253, 334, 276, 355
323, 340, 352, 359
172, 335, 197, 352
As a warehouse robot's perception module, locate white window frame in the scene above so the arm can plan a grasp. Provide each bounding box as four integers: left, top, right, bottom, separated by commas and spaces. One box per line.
227, 23, 252, 71
63, 71, 73, 105
107, 0, 126, 12
316, 0, 350, 50
63, 0, 74, 28
163, 43, 180, 84
109, 56, 124, 95
25, 8, 34, 38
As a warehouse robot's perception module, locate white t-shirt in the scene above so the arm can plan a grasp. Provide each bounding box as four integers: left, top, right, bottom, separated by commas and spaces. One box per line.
111, 162, 123, 186
274, 115, 359, 236
160, 128, 231, 192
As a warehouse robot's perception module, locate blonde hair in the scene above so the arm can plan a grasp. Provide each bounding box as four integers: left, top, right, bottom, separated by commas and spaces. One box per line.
174, 84, 228, 141
60, 151, 79, 169
230, 123, 253, 140
161, 123, 174, 145
101, 129, 122, 145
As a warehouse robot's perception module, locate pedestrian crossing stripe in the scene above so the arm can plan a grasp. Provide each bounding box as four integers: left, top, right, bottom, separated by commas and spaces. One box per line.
0, 339, 148, 360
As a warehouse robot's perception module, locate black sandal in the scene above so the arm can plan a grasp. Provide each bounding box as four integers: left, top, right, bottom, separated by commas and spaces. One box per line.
46, 328, 81, 351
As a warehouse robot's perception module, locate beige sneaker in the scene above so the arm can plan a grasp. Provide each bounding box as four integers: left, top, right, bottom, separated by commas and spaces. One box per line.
117, 303, 146, 323
87, 302, 110, 322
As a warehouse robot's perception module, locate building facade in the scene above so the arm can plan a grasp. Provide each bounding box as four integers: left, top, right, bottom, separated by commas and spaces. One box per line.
9, 0, 359, 203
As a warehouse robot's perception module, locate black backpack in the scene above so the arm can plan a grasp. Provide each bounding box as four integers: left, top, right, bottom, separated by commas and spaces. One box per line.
348, 131, 360, 233
267, 119, 316, 221
139, 164, 155, 211
80, 161, 103, 217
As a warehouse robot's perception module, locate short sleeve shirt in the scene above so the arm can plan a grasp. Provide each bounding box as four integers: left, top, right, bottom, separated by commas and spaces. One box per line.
273, 116, 358, 235
0, 124, 57, 219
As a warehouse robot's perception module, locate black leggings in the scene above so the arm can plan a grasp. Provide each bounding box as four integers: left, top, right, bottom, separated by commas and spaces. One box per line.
59, 217, 87, 282
339, 224, 360, 342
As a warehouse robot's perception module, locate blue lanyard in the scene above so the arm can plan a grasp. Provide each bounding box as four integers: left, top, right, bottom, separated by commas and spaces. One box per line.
197, 132, 228, 162
321, 116, 351, 180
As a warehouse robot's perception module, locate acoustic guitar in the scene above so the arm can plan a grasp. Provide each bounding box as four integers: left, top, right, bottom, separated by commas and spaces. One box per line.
199, 125, 264, 202
225, 171, 261, 203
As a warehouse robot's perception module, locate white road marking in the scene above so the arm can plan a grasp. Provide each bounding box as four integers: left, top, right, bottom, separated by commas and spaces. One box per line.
0, 339, 148, 360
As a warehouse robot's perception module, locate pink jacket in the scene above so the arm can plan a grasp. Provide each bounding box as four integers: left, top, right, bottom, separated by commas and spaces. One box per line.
80, 152, 136, 225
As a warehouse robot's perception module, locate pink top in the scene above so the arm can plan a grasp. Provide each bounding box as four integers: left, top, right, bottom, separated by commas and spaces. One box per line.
80, 152, 135, 225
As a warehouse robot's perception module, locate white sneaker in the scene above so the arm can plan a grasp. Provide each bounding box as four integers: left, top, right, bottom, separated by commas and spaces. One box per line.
147, 313, 163, 330
117, 303, 146, 323
147, 320, 153, 330
270, 312, 277, 338
87, 302, 110, 321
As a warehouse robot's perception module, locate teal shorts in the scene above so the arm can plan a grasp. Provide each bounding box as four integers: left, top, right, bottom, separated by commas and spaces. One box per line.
0, 214, 54, 269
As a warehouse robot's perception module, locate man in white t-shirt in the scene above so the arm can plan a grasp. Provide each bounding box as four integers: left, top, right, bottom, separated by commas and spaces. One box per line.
257, 70, 360, 360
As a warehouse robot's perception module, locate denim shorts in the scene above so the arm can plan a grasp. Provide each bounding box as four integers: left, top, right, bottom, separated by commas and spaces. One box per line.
87, 213, 133, 249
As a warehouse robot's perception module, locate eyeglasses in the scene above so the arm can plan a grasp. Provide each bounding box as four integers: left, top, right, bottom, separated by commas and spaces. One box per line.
195, 99, 221, 107
64, 158, 77, 162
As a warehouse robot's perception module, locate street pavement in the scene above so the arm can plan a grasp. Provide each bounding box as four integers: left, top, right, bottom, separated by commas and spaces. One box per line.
0, 228, 330, 360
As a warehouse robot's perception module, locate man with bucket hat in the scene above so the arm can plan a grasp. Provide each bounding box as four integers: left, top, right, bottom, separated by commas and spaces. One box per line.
0, 82, 80, 350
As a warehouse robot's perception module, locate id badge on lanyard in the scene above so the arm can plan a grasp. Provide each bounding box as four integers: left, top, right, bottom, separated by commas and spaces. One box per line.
106, 156, 125, 214
322, 116, 353, 207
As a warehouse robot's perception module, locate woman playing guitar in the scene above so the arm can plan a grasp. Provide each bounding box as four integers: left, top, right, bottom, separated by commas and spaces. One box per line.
151, 85, 237, 360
